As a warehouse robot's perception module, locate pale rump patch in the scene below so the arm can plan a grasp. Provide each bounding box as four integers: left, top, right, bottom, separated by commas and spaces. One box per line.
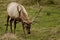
7, 2, 30, 23
0, 33, 17, 40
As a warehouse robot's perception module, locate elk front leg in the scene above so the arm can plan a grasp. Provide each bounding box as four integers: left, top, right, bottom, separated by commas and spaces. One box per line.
22, 23, 26, 38
23, 26, 25, 35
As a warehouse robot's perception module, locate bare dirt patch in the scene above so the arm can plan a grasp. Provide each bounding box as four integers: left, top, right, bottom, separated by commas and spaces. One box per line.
0, 33, 17, 40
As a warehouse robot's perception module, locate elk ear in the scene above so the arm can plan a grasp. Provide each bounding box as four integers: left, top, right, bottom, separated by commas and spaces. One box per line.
23, 20, 32, 24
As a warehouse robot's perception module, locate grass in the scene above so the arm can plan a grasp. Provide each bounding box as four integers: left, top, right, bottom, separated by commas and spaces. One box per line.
0, 0, 60, 40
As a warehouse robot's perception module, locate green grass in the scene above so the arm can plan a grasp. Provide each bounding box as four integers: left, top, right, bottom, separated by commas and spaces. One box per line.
0, 1, 60, 40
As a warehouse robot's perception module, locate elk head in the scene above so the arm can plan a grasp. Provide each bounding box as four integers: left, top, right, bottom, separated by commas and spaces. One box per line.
17, 4, 42, 34
23, 8, 42, 34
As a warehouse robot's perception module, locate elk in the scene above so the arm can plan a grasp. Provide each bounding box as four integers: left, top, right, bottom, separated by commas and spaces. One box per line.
5, 2, 42, 34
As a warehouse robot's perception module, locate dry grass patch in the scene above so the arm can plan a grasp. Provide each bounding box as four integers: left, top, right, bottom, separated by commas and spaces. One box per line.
0, 33, 17, 40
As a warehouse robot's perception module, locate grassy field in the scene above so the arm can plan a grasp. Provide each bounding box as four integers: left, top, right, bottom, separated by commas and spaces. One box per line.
0, 0, 60, 40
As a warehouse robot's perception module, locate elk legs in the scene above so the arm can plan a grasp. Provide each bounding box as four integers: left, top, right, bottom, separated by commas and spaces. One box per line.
14, 20, 16, 34
10, 19, 13, 33
5, 16, 10, 33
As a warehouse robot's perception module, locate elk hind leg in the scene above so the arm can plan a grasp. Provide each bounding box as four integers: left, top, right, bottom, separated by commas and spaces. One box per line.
14, 20, 16, 34
5, 16, 10, 33
10, 19, 13, 33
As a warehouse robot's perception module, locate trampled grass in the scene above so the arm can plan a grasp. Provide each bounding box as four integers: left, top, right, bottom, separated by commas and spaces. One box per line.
0, 1, 60, 40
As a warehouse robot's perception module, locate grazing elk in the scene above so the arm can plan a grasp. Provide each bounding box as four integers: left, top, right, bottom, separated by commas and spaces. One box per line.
5, 2, 42, 34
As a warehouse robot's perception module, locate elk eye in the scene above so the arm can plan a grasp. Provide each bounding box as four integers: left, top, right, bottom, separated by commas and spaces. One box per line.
24, 22, 29, 25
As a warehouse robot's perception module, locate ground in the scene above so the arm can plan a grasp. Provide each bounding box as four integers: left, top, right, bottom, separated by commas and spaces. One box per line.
0, 1, 60, 40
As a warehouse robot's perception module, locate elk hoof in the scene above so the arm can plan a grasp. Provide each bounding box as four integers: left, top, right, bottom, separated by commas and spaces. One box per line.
4, 23, 7, 26
28, 32, 30, 34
